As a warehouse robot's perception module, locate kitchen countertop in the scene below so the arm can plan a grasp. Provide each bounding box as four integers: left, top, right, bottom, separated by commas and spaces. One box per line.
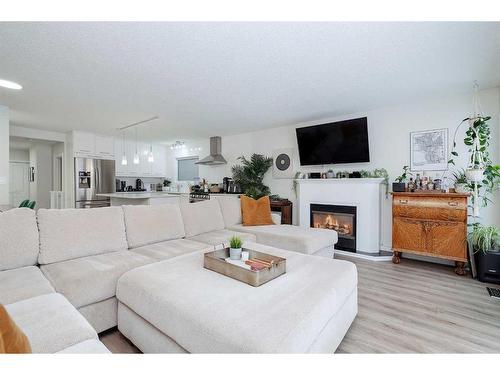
97, 192, 186, 199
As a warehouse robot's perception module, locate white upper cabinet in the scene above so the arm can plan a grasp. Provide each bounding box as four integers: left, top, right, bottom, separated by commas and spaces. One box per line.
72, 131, 115, 160
113, 138, 167, 178
151, 144, 167, 177
95, 135, 115, 158
72, 131, 95, 155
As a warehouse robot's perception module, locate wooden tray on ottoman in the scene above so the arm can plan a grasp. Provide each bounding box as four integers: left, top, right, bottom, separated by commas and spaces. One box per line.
204, 248, 286, 287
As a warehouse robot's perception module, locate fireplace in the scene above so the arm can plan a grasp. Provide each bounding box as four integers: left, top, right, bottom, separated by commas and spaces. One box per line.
310, 204, 357, 252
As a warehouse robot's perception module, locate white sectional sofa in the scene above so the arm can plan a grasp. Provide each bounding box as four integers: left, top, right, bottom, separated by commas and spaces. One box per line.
0, 198, 344, 354
0, 208, 109, 353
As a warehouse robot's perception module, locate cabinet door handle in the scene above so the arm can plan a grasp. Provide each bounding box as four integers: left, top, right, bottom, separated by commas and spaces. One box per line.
448, 201, 458, 207
399, 199, 408, 204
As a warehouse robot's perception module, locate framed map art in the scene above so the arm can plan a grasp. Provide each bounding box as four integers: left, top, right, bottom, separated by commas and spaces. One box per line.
410, 128, 448, 171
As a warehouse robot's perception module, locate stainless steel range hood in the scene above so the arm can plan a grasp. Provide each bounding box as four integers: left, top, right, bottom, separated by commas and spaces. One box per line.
195, 136, 227, 165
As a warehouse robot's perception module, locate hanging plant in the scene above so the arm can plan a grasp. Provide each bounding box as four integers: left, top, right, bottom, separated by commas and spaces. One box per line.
448, 115, 499, 208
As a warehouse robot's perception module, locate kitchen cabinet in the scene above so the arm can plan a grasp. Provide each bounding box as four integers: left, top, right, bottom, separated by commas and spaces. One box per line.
114, 139, 167, 178
73, 131, 96, 155
72, 131, 114, 159
95, 135, 115, 158
391, 192, 469, 275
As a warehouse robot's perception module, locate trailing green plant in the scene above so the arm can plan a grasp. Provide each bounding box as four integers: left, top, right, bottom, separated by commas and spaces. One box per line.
468, 223, 500, 254
451, 169, 468, 184
231, 154, 273, 199
229, 235, 242, 249
448, 116, 499, 207
395, 166, 410, 183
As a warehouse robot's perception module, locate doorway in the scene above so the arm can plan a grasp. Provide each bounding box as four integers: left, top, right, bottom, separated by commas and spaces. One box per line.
9, 161, 30, 208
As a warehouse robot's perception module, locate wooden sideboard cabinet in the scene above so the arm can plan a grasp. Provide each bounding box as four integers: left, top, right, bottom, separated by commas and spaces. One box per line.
391, 192, 470, 275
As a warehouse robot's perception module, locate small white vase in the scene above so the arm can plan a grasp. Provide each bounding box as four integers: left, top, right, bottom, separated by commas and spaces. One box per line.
454, 183, 470, 194
229, 247, 242, 260
465, 168, 484, 182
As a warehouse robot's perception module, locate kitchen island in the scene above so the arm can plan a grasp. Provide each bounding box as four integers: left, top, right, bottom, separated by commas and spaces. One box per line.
97, 192, 188, 206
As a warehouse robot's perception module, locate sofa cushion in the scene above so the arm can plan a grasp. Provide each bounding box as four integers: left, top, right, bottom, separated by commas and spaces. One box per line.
37, 207, 128, 264
188, 229, 257, 247
0, 266, 55, 305
0, 304, 32, 353
230, 224, 338, 255
241, 195, 274, 226
216, 197, 242, 227
40, 251, 153, 308
56, 339, 110, 354
180, 200, 225, 237
0, 208, 40, 271
5, 293, 97, 353
132, 239, 210, 262
123, 204, 186, 249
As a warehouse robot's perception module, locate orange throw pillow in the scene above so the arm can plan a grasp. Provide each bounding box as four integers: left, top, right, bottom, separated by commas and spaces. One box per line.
241, 195, 275, 226
0, 304, 31, 354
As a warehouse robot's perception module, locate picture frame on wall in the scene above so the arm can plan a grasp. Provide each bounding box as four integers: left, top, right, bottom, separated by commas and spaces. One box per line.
410, 128, 448, 171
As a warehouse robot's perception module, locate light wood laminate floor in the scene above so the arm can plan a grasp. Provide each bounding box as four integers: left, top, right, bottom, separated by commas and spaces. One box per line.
100, 256, 500, 353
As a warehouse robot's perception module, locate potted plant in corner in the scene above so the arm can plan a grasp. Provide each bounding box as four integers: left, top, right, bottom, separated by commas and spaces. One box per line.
229, 235, 243, 260
392, 166, 410, 192
452, 169, 470, 194
469, 224, 500, 283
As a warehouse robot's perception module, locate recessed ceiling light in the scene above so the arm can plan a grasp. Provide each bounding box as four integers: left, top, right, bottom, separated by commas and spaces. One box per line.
0, 79, 22, 90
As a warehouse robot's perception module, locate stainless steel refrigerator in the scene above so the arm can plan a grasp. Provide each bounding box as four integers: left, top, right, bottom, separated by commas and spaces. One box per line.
74, 157, 115, 208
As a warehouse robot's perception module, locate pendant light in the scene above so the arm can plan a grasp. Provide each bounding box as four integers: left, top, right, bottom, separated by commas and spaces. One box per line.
133, 127, 140, 165
148, 125, 154, 163
121, 130, 128, 166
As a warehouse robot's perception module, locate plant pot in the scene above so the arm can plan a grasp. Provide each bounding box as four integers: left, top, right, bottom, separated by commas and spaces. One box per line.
454, 183, 470, 194
229, 247, 242, 260
474, 250, 500, 284
465, 168, 484, 182
392, 182, 406, 192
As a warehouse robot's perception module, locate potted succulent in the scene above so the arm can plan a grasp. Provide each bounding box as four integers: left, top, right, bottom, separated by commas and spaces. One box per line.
452, 169, 470, 194
393, 166, 410, 192
229, 235, 243, 260
469, 224, 500, 283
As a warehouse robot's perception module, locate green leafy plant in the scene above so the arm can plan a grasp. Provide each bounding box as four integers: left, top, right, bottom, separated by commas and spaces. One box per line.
448, 116, 498, 207
468, 223, 500, 254
229, 235, 242, 249
395, 166, 410, 183
231, 154, 273, 199
452, 169, 468, 184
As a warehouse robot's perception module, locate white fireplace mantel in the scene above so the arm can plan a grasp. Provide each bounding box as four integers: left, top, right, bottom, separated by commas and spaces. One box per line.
296, 178, 384, 254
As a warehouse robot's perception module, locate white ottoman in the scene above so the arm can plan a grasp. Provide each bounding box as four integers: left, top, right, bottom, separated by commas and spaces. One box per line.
116, 243, 357, 353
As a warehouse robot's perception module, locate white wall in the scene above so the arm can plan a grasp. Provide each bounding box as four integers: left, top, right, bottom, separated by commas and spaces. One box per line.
166, 88, 500, 250
9, 148, 29, 162
29, 143, 54, 209
0, 106, 9, 205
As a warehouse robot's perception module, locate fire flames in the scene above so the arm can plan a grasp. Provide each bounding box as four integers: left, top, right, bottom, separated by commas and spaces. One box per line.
313, 214, 352, 235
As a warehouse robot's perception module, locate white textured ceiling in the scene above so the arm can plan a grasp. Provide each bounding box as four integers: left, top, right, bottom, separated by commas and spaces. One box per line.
0, 22, 499, 142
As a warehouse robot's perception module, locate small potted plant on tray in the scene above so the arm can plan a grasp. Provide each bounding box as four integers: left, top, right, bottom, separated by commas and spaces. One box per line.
393, 166, 410, 192
469, 224, 500, 283
452, 169, 470, 194
229, 235, 243, 260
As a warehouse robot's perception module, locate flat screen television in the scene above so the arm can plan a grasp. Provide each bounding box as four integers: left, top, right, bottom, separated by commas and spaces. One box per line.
295, 117, 370, 165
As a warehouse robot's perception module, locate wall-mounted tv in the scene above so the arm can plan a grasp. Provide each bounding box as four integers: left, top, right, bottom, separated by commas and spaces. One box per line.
295, 117, 370, 166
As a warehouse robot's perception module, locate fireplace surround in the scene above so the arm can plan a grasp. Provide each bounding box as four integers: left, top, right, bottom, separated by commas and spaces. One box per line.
311, 204, 357, 252
296, 178, 384, 256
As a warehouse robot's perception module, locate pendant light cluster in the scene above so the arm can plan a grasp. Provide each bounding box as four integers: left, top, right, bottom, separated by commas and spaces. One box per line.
118, 116, 159, 166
